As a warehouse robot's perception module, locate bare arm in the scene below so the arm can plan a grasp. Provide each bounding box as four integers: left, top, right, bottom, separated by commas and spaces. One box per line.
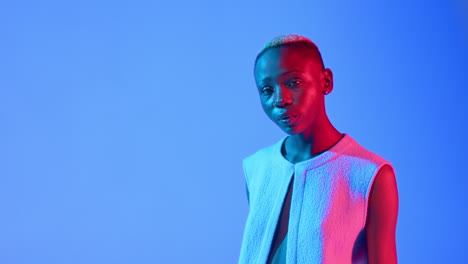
366, 164, 399, 264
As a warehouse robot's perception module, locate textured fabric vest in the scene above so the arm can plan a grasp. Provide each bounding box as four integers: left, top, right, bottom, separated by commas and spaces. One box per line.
238, 133, 394, 264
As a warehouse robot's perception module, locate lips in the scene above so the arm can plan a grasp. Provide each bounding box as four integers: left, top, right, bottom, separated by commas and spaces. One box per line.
278, 113, 297, 120
277, 113, 298, 125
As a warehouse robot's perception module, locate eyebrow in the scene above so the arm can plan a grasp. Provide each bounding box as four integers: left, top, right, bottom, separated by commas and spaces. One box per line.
260, 70, 303, 82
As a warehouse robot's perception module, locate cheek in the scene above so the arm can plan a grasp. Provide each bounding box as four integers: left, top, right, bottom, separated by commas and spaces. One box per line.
259, 96, 270, 108
299, 90, 320, 105
260, 100, 274, 117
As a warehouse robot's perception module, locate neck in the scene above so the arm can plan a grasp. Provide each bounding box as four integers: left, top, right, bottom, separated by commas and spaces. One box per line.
282, 115, 343, 163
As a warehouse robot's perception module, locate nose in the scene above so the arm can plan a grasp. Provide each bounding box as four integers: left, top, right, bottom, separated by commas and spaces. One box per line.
273, 87, 292, 108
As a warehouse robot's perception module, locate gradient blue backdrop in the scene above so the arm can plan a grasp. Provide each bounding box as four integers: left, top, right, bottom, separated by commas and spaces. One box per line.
1, 0, 467, 263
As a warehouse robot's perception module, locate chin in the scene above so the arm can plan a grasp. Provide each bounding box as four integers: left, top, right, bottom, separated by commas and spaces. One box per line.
278, 124, 302, 135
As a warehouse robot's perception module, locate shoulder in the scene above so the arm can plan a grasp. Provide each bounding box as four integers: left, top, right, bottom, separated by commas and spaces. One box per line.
340, 135, 397, 207
343, 135, 389, 163
341, 135, 396, 179
242, 137, 285, 189
242, 137, 284, 167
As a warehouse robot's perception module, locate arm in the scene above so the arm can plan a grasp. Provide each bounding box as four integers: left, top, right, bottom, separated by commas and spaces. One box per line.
366, 164, 399, 264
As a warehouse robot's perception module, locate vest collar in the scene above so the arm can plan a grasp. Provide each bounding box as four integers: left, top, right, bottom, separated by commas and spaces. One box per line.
274, 133, 353, 170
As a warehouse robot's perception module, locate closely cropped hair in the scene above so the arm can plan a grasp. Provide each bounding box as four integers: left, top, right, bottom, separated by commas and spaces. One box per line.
254, 34, 325, 70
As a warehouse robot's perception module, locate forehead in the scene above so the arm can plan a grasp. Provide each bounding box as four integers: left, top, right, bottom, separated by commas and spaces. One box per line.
254, 47, 319, 81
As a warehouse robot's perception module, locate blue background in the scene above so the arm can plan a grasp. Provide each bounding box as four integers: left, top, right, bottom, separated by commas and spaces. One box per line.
1, 0, 467, 263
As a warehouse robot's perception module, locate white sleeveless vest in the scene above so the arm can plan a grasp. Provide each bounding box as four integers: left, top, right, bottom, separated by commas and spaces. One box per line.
238, 133, 394, 264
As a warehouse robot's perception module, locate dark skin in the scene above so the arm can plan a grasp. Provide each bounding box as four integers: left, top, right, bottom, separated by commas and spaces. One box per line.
254, 46, 399, 263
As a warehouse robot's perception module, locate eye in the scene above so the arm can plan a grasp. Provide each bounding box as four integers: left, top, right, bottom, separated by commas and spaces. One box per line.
261, 85, 274, 95
286, 79, 302, 88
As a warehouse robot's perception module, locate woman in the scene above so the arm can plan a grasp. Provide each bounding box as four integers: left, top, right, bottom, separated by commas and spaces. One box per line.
238, 35, 399, 264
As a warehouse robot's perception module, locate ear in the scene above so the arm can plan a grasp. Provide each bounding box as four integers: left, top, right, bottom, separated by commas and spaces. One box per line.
323, 68, 333, 91
321, 68, 334, 95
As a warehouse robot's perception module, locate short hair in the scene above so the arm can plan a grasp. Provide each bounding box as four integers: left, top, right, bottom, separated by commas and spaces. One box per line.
254, 34, 325, 70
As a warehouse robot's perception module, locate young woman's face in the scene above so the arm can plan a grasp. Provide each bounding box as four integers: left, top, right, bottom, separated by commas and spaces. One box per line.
254, 46, 329, 135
